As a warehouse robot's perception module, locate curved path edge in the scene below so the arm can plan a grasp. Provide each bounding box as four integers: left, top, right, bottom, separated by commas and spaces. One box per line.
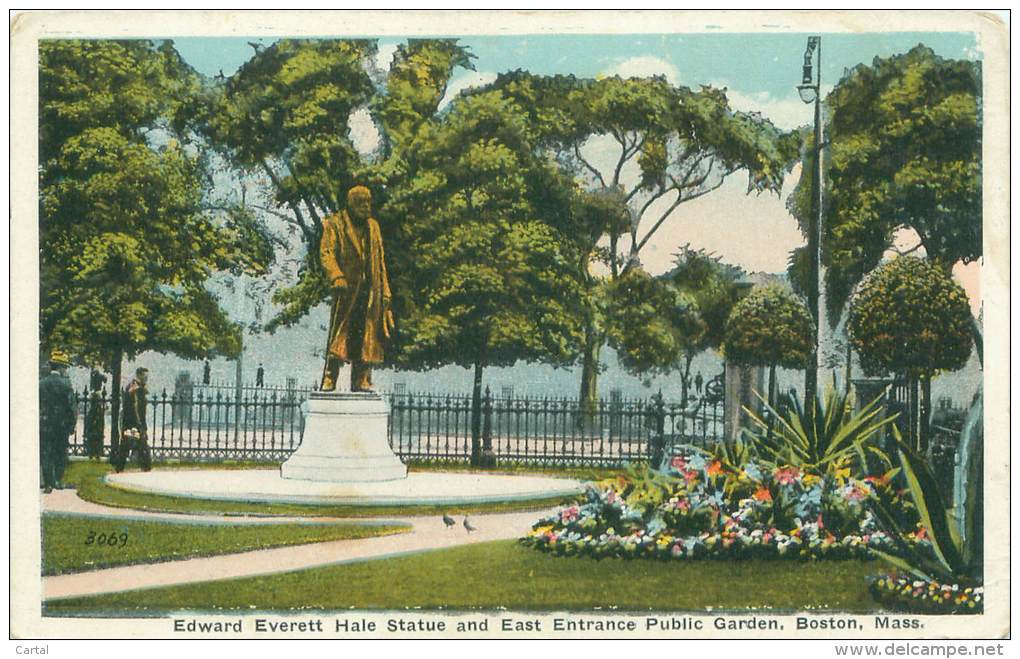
41, 490, 557, 601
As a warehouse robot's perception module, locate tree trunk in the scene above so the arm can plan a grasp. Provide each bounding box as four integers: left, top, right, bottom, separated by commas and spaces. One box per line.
844, 340, 853, 395
919, 373, 932, 456
470, 362, 484, 466
109, 349, 123, 458
768, 364, 777, 409
577, 323, 601, 432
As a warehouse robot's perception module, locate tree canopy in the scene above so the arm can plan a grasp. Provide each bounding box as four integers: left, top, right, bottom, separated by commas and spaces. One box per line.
723, 284, 814, 372
40, 40, 271, 369
788, 45, 981, 323
605, 247, 744, 379
848, 256, 973, 379
382, 90, 587, 373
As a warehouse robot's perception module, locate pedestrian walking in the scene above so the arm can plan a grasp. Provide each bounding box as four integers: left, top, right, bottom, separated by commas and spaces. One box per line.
256, 363, 265, 388
40, 350, 76, 492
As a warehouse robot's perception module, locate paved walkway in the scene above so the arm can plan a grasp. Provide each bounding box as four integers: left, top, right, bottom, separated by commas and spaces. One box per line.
42, 490, 556, 601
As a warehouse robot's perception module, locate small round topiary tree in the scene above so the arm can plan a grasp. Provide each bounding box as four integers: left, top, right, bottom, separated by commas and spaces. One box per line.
848, 256, 973, 452
723, 284, 814, 407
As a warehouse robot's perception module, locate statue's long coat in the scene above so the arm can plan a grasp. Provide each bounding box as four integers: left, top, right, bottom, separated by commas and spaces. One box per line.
320, 210, 392, 364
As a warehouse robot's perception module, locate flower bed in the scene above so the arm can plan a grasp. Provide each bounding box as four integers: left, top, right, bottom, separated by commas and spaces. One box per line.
869, 575, 983, 614
521, 448, 917, 562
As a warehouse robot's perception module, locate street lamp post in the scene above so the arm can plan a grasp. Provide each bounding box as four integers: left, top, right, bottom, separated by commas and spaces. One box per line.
797, 36, 823, 409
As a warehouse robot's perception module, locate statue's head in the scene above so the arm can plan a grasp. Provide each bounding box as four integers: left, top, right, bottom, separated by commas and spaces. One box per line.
347, 185, 372, 221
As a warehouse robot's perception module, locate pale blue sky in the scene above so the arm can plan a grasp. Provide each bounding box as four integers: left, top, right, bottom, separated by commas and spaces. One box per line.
173, 32, 978, 104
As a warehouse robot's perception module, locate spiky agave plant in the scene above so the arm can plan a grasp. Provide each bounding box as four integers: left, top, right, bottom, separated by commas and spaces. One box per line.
742, 388, 897, 476
868, 426, 981, 584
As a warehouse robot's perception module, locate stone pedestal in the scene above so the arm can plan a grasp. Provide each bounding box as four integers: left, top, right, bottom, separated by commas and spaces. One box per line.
281, 392, 407, 483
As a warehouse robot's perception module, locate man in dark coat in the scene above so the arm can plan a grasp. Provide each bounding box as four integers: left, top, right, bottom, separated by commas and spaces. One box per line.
84, 370, 106, 459
114, 367, 152, 472
39, 350, 76, 492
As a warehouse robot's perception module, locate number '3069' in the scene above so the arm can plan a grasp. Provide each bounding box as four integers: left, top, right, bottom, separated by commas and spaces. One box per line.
85, 531, 128, 547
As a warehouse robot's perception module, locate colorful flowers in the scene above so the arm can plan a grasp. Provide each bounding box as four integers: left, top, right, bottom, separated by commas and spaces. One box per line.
869, 575, 983, 614
521, 449, 915, 564
774, 466, 800, 485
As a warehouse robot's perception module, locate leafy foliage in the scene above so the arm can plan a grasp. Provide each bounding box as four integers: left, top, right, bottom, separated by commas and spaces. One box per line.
603, 269, 701, 375
604, 248, 744, 378
372, 39, 476, 154
868, 428, 981, 588
848, 256, 973, 378
207, 39, 377, 221
788, 45, 981, 321
723, 284, 814, 370
39, 40, 270, 367
743, 389, 897, 477
213, 39, 476, 330
381, 90, 587, 372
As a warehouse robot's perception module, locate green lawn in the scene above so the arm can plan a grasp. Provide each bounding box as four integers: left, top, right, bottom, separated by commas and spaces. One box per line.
42, 513, 408, 575
63, 461, 591, 518
45, 540, 887, 614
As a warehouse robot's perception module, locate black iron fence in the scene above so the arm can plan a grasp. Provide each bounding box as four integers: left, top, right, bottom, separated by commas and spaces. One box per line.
70, 387, 307, 462
389, 388, 725, 466
68, 385, 726, 466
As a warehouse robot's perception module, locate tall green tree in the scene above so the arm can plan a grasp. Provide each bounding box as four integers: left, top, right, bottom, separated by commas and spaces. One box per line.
383, 90, 587, 464
491, 72, 798, 408
207, 39, 475, 331
848, 257, 973, 453
788, 45, 980, 340
40, 40, 272, 447
604, 247, 745, 405
723, 284, 814, 407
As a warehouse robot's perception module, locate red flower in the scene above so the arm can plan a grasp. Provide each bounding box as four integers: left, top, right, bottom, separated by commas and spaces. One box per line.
773, 467, 800, 485
671, 456, 687, 470
753, 487, 773, 502
707, 460, 724, 477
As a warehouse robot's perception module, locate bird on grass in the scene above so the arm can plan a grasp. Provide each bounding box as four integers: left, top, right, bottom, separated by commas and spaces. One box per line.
442, 513, 456, 529
463, 516, 477, 533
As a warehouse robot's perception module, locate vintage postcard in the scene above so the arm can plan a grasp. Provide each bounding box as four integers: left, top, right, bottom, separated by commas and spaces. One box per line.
10, 9, 1010, 643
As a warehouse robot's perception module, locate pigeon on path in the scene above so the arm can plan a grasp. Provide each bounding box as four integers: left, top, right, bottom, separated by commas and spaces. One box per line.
463, 516, 477, 533
442, 513, 456, 529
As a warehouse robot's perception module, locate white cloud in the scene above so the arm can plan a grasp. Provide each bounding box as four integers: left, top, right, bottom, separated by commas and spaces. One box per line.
714, 82, 834, 132
721, 89, 811, 131
602, 56, 680, 85
437, 71, 498, 110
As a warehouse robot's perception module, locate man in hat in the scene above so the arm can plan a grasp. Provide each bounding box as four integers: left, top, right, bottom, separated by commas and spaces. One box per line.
319, 185, 395, 392
114, 367, 152, 472
39, 350, 76, 492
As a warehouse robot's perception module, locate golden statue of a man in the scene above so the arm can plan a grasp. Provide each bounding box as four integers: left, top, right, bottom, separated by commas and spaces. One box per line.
320, 186, 395, 392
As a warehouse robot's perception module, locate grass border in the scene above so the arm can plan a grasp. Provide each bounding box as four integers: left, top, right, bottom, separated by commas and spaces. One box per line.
44, 539, 888, 614
41, 511, 409, 576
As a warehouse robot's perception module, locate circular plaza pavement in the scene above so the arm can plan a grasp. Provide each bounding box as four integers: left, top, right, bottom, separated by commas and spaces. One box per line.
105, 469, 586, 506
